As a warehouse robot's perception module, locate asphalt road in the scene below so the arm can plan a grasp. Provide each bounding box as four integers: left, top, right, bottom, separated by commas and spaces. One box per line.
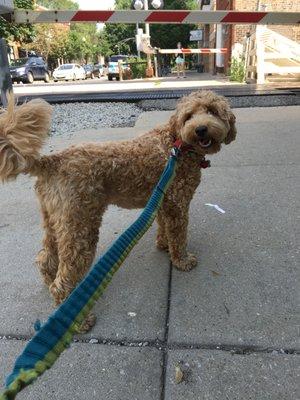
1, 105, 300, 399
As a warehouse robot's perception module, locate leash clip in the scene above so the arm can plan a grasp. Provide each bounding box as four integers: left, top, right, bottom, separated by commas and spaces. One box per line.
171, 139, 183, 158
171, 146, 180, 158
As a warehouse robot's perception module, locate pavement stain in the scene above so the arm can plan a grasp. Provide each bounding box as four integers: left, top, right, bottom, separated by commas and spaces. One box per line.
0, 224, 10, 229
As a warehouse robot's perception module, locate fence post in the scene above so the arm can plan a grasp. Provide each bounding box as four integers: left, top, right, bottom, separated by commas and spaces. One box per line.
118, 60, 123, 81
0, 38, 12, 107
154, 55, 158, 78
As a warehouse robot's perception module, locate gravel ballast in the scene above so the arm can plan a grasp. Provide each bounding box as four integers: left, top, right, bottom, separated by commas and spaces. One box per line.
50, 102, 142, 136
49, 94, 300, 137
139, 94, 300, 111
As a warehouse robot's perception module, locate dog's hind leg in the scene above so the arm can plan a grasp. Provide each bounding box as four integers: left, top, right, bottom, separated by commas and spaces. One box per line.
49, 204, 105, 333
36, 203, 59, 287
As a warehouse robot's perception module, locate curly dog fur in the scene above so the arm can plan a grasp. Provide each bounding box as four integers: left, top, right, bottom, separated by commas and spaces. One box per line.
0, 90, 236, 332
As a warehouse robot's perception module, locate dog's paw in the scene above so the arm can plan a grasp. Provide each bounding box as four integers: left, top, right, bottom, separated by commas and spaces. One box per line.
172, 253, 197, 271
156, 235, 169, 252
49, 279, 67, 305
76, 313, 97, 334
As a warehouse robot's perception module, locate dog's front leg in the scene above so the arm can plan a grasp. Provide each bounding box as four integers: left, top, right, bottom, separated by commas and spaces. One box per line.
156, 210, 169, 251
161, 201, 197, 271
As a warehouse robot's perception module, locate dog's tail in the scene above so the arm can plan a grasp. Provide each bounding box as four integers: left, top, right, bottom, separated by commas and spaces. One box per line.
0, 93, 52, 182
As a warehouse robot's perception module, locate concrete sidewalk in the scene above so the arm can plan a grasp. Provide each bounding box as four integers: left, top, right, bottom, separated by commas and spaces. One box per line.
13, 71, 242, 97
0, 106, 299, 399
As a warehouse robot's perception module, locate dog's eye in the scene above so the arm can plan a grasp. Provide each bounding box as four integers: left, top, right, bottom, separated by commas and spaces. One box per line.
185, 114, 192, 122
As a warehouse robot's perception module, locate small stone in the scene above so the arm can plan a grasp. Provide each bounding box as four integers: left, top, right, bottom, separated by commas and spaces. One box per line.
89, 338, 99, 344
128, 312, 137, 317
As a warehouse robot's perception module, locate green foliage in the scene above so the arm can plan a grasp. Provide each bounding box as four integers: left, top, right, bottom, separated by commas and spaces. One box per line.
98, 31, 112, 58
115, 0, 131, 9
36, 0, 78, 9
128, 57, 147, 79
151, 0, 197, 49
229, 57, 245, 83
104, 23, 137, 55
71, 24, 96, 61
0, 0, 35, 43
25, 23, 68, 60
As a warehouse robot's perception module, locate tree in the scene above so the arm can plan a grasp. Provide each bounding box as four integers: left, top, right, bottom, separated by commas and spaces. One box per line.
104, 24, 137, 55
150, 0, 198, 49
104, 0, 137, 55
97, 31, 112, 58
0, 0, 35, 44
25, 23, 69, 62
66, 26, 93, 62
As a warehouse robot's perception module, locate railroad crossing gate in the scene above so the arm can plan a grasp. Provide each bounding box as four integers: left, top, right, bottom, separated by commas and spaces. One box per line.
2, 9, 300, 24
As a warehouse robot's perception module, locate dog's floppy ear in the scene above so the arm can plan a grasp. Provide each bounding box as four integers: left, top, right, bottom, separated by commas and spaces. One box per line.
224, 111, 237, 145
168, 114, 177, 134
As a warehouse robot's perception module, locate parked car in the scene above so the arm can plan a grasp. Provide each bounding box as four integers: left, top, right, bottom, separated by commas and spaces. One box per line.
83, 64, 103, 79
9, 57, 50, 84
107, 55, 130, 81
52, 64, 86, 82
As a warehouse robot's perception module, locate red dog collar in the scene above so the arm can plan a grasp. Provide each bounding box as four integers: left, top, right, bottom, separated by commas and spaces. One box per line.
173, 139, 211, 169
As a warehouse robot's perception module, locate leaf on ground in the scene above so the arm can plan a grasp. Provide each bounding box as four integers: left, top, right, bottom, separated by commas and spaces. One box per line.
175, 365, 184, 384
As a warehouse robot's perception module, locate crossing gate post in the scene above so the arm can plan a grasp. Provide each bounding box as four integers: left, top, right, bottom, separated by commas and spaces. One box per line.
0, 38, 13, 107
0, 1, 14, 105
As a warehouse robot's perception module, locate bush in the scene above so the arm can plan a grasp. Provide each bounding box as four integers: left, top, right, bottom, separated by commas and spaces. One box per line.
128, 57, 147, 79
122, 69, 132, 80
229, 57, 245, 83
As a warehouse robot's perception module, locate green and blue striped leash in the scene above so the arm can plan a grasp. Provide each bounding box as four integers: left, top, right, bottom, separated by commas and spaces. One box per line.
0, 146, 180, 400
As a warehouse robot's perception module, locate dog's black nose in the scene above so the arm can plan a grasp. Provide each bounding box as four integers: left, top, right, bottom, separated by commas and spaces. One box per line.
195, 126, 208, 138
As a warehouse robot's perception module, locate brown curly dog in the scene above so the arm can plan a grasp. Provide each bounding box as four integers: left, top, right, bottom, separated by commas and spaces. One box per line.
0, 90, 236, 332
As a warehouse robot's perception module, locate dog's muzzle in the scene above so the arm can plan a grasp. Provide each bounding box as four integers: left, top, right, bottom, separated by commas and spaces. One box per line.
195, 126, 212, 148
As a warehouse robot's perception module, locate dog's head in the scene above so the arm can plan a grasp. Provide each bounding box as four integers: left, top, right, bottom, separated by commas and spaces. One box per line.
169, 90, 237, 155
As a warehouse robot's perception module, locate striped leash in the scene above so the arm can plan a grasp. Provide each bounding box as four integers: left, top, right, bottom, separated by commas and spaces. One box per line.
0, 145, 180, 400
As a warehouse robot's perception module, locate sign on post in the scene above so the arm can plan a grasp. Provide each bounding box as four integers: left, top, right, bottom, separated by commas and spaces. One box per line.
0, 0, 13, 14
190, 29, 203, 41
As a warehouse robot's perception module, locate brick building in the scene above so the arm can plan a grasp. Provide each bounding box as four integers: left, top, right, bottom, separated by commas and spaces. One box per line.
199, 0, 300, 74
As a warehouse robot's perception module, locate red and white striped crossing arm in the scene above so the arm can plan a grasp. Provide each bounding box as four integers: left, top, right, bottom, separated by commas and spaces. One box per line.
159, 48, 227, 54
7, 10, 300, 25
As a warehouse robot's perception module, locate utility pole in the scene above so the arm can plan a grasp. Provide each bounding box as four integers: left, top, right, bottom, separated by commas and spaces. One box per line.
144, 0, 152, 71
136, 23, 141, 58
0, 38, 13, 107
